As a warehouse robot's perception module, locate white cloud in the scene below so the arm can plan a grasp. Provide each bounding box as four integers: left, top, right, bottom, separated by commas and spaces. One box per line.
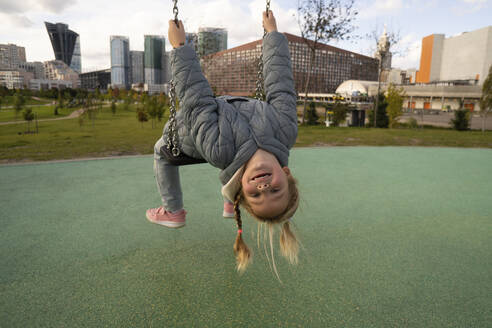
452, 0, 489, 13
392, 33, 421, 70
0, 13, 34, 28
0, 0, 76, 14
358, 0, 404, 18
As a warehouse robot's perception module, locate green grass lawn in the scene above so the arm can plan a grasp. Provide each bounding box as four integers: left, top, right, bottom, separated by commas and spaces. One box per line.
0, 105, 73, 122
1, 95, 53, 106
1, 104, 492, 163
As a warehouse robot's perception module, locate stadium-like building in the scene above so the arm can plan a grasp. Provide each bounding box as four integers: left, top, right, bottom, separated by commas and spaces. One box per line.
201, 33, 378, 96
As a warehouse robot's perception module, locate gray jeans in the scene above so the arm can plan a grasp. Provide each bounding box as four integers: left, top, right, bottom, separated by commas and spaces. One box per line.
153, 137, 183, 212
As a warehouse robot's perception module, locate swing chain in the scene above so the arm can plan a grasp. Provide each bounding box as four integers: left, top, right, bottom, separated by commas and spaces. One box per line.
173, 0, 179, 24
255, 0, 271, 100
167, 0, 180, 157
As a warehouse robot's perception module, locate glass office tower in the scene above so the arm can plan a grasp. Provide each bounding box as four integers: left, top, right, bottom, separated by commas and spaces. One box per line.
45, 22, 81, 73
70, 36, 82, 73
197, 27, 227, 57
130, 50, 144, 85
144, 35, 166, 85
110, 36, 130, 88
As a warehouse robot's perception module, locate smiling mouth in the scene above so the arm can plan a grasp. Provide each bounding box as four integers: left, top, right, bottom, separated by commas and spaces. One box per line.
252, 173, 271, 181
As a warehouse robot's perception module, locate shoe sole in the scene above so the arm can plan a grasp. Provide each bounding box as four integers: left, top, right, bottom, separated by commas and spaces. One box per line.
146, 212, 185, 228
223, 211, 235, 219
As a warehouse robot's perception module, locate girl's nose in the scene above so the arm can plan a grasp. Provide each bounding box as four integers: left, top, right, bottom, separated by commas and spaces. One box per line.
257, 183, 270, 190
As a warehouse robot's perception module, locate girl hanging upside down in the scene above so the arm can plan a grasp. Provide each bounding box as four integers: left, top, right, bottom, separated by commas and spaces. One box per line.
147, 11, 300, 273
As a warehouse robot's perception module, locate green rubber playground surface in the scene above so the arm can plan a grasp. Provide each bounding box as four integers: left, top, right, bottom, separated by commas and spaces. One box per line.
1, 147, 491, 327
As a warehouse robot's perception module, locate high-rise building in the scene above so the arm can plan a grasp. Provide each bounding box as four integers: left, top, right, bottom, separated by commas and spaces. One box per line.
130, 50, 144, 85
110, 36, 130, 88
70, 36, 82, 73
45, 22, 82, 73
185, 32, 199, 53
0, 43, 26, 69
416, 25, 492, 85
144, 35, 166, 85
163, 51, 172, 84
201, 33, 378, 96
197, 27, 227, 57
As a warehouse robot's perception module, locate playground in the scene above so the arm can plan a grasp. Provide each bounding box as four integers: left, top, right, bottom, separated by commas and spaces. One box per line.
1, 147, 490, 327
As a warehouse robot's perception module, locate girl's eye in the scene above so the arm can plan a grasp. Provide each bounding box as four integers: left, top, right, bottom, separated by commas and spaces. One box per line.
272, 189, 279, 193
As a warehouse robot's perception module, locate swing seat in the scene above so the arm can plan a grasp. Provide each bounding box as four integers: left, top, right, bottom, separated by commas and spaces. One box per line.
161, 145, 207, 166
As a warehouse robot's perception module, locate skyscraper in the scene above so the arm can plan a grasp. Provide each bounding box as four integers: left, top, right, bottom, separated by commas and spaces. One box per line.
130, 50, 144, 85
110, 36, 130, 88
70, 36, 82, 73
45, 22, 82, 73
144, 35, 166, 85
197, 27, 227, 57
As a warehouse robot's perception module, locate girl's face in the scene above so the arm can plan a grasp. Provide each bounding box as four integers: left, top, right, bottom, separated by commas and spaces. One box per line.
241, 149, 290, 218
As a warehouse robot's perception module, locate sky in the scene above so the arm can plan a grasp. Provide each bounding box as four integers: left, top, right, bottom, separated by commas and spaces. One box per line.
0, 0, 490, 72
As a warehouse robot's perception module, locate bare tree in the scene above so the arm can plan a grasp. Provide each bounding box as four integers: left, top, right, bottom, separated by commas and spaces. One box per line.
365, 25, 406, 58
366, 25, 405, 127
297, 0, 358, 123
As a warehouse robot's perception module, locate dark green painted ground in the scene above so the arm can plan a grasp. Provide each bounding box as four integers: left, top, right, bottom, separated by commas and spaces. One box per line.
1, 147, 491, 327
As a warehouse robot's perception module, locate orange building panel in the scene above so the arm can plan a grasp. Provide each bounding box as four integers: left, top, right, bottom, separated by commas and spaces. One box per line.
416, 35, 434, 83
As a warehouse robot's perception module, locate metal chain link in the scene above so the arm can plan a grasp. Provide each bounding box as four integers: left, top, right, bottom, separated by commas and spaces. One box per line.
167, 0, 180, 156
173, 0, 179, 24
255, 0, 271, 100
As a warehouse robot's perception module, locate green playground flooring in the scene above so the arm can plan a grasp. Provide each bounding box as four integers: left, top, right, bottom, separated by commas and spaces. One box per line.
1, 147, 491, 327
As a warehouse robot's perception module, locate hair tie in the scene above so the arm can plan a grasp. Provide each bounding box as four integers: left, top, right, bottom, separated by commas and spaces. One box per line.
238, 229, 243, 234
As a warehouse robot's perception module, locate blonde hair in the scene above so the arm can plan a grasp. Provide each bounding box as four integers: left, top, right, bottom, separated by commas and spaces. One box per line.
232, 174, 299, 275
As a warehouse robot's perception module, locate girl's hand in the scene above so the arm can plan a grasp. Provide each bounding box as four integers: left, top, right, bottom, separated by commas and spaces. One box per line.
169, 20, 186, 48
262, 10, 277, 33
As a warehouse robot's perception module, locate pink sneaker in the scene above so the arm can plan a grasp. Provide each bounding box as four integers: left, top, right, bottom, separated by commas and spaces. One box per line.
146, 206, 186, 228
223, 201, 235, 218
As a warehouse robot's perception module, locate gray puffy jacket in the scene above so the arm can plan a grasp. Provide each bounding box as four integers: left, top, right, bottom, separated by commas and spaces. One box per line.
165, 31, 297, 185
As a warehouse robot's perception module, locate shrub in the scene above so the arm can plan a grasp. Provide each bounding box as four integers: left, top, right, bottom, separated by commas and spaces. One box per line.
368, 93, 389, 128
408, 117, 418, 129
306, 101, 319, 125
450, 109, 470, 131
331, 101, 349, 127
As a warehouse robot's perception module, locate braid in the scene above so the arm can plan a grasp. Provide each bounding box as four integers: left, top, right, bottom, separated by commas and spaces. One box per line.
233, 192, 251, 272
234, 193, 242, 231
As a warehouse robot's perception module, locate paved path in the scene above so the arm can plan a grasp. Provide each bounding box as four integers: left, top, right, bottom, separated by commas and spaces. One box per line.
0, 107, 89, 126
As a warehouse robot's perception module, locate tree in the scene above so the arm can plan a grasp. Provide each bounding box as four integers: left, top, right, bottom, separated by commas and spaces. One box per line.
480, 65, 492, 133
297, 0, 357, 124
331, 99, 349, 127
136, 106, 148, 128
450, 107, 470, 131
23, 108, 35, 133
306, 101, 319, 125
13, 92, 25, 118
386, 83, 405, 128
368, 93, 389, 128
55, 90, 64, 115
366, 25, 404, 127
111, 100, 117, 115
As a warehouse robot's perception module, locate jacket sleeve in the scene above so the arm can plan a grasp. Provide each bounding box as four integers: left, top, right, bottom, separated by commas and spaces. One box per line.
170, 45, 235, 165
262, 32, 298, 148
170, 45, 216, 129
